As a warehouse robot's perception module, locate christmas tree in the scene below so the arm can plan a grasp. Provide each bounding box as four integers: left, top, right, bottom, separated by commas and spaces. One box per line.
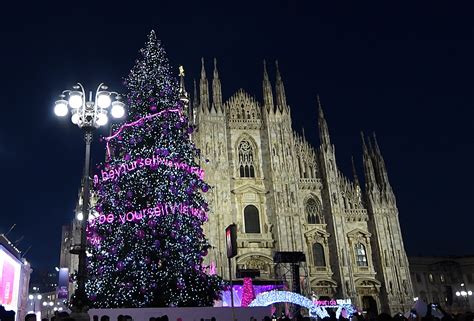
85, 31, 223, 308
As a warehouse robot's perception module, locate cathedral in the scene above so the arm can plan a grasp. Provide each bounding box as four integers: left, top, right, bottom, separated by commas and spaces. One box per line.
190, 58, 414, 314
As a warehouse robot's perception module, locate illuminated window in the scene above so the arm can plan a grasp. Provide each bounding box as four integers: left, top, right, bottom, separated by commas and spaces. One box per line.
355, 243, 368, 267
238, 140, 255, 178
429, 273, 434, 283
306, 198, 322, 224
244, 205, 260, 233
312, 243, 326, 266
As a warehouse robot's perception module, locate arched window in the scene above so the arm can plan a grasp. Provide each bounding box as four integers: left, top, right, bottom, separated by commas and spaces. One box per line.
306, 198, 322, 224
355, 243, 368, 266
238, 140, 255, 178
312, 243, 326, 266
244, 205, 260, 233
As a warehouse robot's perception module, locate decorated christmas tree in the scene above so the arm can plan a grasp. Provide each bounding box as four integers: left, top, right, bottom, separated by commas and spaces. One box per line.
85, 31, 223, 308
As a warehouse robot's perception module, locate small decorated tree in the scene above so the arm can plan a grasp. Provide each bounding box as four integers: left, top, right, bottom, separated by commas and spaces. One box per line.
85, 30, 223, 308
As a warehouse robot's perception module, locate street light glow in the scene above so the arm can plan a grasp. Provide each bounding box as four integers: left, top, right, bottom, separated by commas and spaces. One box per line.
37, 294, 42, 300
54, 100, 68, 117
96, 112, 108, 126
29, 294, 34, 300
97, 92, 112, 108
68, 92, 83, 109
77, 212, 83, 221
111, 101, 125, 118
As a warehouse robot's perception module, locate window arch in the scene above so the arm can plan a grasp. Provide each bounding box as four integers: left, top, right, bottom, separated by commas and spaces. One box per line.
238, 140, 255, 178
312, 243, 326, 267
306, 197, 322, 224
355, 243, 368, 266
244, 205, 260, 233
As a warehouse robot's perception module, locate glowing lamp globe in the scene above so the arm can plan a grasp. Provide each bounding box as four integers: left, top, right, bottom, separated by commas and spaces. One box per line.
97, 92, 111, 108
37, 294, 42, 300
469, 291, 473, 295
77, 212, 84, 221
111, 101, 125, 118
68, 91, 83, 108
71, 112, 80, 125
456, 291, 461, 296
54, 99, 68, 117
42, 302, 47, 306
96, 112, 108, 126
28, 295, 34, 300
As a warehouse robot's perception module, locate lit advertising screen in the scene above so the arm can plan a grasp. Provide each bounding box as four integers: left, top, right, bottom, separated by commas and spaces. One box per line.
0, 245, 21, 316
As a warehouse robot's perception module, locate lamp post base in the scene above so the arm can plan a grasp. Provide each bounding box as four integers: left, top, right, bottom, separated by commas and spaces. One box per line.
70, 288, 91, 321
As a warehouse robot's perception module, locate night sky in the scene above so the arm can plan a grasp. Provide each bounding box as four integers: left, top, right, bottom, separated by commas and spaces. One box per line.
0, 2, 472, 272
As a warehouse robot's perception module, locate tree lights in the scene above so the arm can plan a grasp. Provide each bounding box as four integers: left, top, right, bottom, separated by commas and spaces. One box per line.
85, 31, 223, 308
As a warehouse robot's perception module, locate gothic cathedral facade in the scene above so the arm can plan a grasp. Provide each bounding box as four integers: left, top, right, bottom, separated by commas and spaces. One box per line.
190, 58, 414, 314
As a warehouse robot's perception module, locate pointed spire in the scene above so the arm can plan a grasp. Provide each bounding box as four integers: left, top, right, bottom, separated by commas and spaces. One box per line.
371, 132, 392, 192
263, 60, 274, 113
212, 58, 223, 113
178, 65, 189, 108
302, 127, 306, 139
360, 131, 368, 154
275, 60, 287, 113
351, 156, 360, 187
199, 57, 209, 112
317, 95, 331, 147
361, 131, 378, 192
193, 79, 199, 108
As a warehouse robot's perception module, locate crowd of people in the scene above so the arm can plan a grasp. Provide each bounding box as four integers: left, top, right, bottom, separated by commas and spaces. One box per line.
0, 304, 472, 321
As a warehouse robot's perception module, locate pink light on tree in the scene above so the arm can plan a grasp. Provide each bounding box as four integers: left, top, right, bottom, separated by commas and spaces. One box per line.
241, 277, 256, 307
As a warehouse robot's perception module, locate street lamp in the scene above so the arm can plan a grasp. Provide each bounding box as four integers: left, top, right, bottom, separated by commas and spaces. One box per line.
455, 283, 472, 307
54, 83, 125, 313
28, 294, 42, 313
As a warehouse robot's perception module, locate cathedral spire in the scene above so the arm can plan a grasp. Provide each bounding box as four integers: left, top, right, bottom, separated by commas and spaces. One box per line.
178, 65, 190, 116
193, 78, 199, 109
199, 57, 210, 112
275, 60, 287, 113
361, 131, 378, 193
351, 155, 360, 188
263, 59, 274, 113
372, 132, 392, 193
317, 95, 331, 148
212, 58, 223, 114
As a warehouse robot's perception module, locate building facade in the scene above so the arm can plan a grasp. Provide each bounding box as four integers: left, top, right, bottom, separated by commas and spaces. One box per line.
409, 256, 474, 314
190, 58, 414, 314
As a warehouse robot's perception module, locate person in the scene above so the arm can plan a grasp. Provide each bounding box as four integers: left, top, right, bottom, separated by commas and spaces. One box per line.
25, 313, 37, 321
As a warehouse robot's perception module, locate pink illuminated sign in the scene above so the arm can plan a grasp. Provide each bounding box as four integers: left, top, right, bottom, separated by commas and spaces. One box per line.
89, 202, 207, 226
94, 155, 204, 185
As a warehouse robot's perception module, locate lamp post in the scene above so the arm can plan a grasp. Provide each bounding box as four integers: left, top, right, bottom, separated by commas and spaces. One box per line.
54, 83, 125, 314
455, 283, 472, 309
28, 294, 42, 312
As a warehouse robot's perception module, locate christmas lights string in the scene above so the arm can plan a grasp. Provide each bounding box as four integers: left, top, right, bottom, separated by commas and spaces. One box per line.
104, 108, 182, 158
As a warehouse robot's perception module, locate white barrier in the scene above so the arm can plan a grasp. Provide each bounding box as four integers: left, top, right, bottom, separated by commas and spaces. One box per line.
88, 307, 271, 321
